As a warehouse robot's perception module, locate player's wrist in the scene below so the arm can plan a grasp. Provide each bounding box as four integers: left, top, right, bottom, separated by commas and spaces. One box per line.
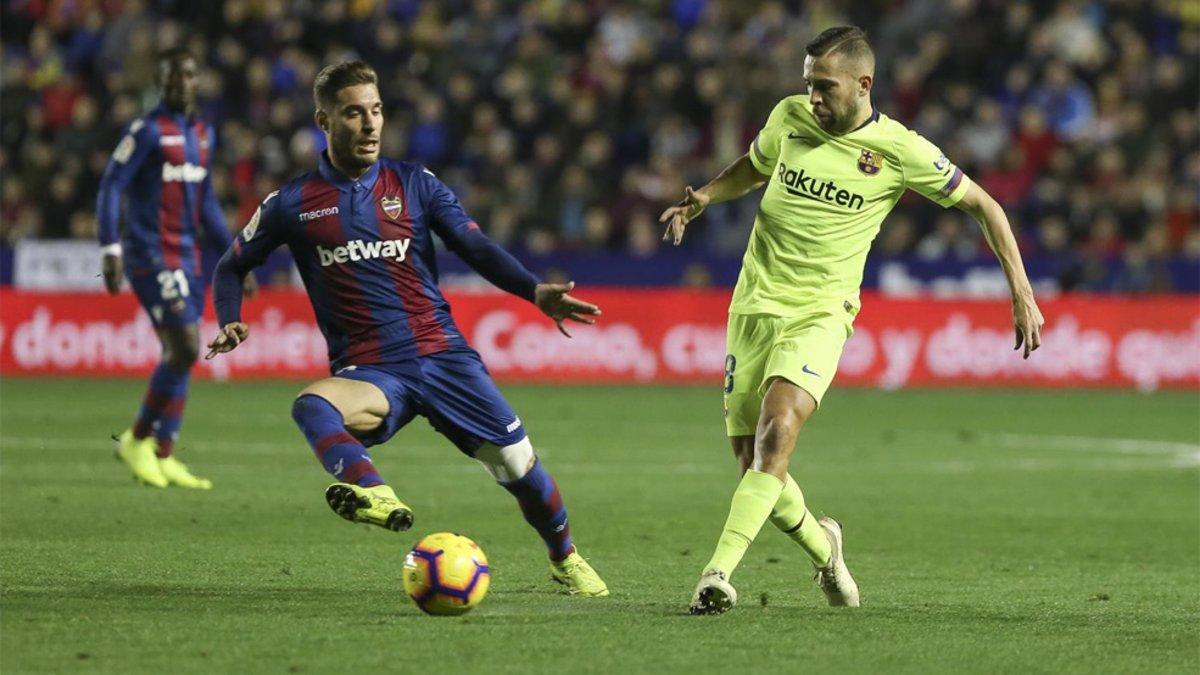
100, 243, 122, 257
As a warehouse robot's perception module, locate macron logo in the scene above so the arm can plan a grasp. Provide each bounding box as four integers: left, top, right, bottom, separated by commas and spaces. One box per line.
300, 207, 339, 222
317, 238, 412, 267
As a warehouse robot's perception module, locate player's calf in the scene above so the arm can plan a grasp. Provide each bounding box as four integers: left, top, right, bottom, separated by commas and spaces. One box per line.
483, 439, 573, 559
291, 393, 413, 531
292, 394, 385, 487
480, 438, 608, 596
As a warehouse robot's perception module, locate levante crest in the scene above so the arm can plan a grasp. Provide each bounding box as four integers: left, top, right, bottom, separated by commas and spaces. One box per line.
381, 195, 403, 218
857, 149, 883, 176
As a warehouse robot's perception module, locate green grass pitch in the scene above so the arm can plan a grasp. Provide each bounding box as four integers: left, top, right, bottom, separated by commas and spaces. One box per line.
1, 378, 1197, 673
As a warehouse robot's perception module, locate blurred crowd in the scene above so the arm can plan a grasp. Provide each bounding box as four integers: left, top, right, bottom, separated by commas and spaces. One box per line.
1, 0, 1197, 290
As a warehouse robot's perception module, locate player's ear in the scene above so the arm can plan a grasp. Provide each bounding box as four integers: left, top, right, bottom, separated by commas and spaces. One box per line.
315, 109, 328, 132
858, 74, 873, 97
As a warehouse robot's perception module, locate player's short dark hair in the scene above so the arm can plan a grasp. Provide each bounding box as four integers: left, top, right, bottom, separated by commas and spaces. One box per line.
313, 61, 379, 111
805, 25, 874, 64
157, 47, 195, 66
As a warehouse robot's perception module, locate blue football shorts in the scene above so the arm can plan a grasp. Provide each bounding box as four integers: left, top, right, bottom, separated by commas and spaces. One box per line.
333, 348, 527, 455
127, 267, 205, 329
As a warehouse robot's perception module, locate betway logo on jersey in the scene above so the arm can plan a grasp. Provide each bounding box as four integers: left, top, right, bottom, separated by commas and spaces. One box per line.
317, 238, 412, 266
161, 162, 207, 183
776, 161, 865, 210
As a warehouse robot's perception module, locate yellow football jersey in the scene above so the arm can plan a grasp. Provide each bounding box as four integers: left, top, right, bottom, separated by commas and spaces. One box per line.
731, 94, 972, 316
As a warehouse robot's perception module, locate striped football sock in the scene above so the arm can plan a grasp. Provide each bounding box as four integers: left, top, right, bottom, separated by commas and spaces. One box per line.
291, 394, 383, 487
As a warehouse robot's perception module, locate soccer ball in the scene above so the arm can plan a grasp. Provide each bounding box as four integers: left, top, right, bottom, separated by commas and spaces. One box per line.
402, 532, 491, 616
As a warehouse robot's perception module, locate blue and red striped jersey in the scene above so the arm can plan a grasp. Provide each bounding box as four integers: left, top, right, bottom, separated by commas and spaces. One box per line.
96, 103, 232, 274
217, 153, 540, 370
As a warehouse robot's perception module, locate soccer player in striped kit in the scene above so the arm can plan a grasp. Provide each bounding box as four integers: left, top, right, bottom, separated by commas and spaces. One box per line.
99, 48, 251, 489
206, 61, 608, 596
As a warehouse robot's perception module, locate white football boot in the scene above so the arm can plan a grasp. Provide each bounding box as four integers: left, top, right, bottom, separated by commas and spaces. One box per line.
689, 569, 738, 615
814, 517, 860, 607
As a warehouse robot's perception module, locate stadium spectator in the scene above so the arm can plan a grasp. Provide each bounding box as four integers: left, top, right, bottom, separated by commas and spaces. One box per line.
0, 0, 1196, 291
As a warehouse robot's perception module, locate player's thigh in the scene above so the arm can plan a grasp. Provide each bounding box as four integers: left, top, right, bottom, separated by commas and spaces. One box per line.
418, 349, 526, 456
762, 312, 852, 410
299, 374, 394, 436
724, 314, 776, 437
128, 268, 203, 329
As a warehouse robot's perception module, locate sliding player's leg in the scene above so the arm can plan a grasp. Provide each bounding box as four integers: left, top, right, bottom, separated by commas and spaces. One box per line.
420, 349, 608, 597
292, 371, 414, 531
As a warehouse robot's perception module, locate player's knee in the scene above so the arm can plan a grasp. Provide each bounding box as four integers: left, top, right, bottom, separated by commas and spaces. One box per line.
292, 393, 336, 427
167, 340, 199, 371
476, 437, 535, 482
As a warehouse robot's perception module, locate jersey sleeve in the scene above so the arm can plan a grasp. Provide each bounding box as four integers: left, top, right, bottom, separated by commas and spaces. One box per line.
228, 189, 286, 272
896, 130, 971, 208
420, 167, 540, 301
96, 118, 158, 247
213, 190, 285, 325
747, 98, 792, 176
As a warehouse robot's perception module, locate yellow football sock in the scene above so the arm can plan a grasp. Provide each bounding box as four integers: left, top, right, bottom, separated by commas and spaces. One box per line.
769, 474, 831, 566
704, 469, 784, 576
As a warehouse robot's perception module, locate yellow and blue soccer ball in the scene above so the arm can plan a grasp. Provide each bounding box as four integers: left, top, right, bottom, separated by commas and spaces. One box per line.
402, 532, 491, 615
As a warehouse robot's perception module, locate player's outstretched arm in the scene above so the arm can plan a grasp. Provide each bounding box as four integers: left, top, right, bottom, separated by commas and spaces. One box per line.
207, 192, 284, 359
954, 181, 1045, 359
206, 247, 254, 359
659, 153, 768, 245
423, 167, 601, 335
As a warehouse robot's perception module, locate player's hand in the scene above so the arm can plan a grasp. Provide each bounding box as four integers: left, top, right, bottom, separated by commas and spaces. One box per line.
205, 322, 249, 359
659, 186, 710, 246
1012, 292, 1044, 359
534, 281, 601, 338
101, 254, 123, 295
243, 272, 259, 299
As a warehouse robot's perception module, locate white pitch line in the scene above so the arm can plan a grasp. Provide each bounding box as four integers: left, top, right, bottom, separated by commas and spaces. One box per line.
988, 432, 1200, 456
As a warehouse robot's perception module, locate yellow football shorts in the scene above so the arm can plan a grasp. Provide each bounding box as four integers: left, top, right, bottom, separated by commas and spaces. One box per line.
723, 308, 855, 436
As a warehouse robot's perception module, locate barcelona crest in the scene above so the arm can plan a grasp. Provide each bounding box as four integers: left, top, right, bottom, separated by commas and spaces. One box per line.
381, 195, 403, 219
857, 149, 883, 176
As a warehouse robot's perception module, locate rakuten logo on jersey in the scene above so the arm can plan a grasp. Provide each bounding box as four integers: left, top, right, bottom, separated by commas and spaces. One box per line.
161, 162, 208, 183
317, 238, 412, 266
776, 161, 865, 210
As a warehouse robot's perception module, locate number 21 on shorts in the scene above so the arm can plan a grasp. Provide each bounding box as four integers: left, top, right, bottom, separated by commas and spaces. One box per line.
157, 269, 191, 300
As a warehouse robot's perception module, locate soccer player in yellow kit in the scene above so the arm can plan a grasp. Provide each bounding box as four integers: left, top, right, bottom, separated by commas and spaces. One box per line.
659, 26, 1045, 614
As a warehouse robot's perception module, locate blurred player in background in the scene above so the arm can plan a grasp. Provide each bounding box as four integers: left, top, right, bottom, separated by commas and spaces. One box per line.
660, 27, 1046, 614
98, 48, 252, 490
206, 61, 608, 596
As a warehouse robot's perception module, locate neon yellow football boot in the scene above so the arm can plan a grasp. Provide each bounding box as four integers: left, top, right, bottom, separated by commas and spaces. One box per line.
549, 550, 609, 597
324, 483, 414, 532
158, 455, 213, 490
114, 429, 168, 488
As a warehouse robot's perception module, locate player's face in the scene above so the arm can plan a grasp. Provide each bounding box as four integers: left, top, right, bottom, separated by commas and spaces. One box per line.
159, 56, 198, 114
803, 54, 867, 134
322, 84, 383, 172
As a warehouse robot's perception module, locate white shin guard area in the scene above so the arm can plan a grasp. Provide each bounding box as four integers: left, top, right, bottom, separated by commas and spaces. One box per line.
475, 437, 536, 482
